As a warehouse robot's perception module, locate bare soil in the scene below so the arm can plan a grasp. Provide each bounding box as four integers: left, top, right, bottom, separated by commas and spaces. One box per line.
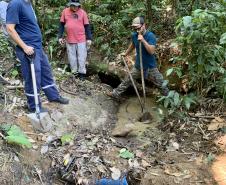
0, 75, 225, 185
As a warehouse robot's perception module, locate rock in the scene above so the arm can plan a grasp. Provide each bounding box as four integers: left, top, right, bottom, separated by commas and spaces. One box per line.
14, 155, 20, 162
112, 124, 134, 137
110, 167, 121, 180
50, 110, 63, 122
167, 140, 180, 152
40, 145, 49, 155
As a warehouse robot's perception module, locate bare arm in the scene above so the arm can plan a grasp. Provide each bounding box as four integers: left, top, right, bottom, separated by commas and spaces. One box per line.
142, 39, 155, 55
125, 42, 135, 56
138, 34, 155, 55
6, 24, 34, 55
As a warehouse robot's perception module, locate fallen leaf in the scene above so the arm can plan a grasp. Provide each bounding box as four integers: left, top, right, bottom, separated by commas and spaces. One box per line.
32, 145, 38, 150
167, 141, 180, 151
119, 148, 134, 159
128, 159, 140, 168
215, 117, 224, 122
215, 135, 226, 151
142, 159, 151, 168
28, 138, 36, 143
61, 134, 74, 145
97, 165, 106, 173
63, 153, 71, 166
208, 117, 226, 131
135, 150, 143, 158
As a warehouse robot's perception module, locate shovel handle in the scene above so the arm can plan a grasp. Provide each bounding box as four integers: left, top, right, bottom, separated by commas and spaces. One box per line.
139, 41, 146, 108
122, 56, 144, 112
27, 51, 40, 118
26, 51, 36, 63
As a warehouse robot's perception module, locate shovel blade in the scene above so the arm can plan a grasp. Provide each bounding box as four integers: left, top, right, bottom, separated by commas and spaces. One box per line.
138, 111, 152, 123
27, 112, 54, 132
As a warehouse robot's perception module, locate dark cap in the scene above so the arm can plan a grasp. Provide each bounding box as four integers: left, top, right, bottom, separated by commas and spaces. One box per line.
68, 0, 81, 6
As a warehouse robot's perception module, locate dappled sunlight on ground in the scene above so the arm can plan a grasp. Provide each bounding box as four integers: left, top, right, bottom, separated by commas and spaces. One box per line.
212, 155, 226, 185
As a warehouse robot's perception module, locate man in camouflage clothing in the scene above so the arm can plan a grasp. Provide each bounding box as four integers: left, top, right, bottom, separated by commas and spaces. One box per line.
107, 16, 169, 99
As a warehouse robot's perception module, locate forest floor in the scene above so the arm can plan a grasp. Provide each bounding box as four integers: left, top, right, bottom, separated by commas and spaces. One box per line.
0, 44, 225, 185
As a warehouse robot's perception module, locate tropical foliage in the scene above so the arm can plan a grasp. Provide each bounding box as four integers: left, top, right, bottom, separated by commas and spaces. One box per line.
167, 0, 226, 100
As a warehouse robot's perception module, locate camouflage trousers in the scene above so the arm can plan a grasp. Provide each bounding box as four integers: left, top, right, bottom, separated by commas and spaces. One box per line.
112, 67, 169, 97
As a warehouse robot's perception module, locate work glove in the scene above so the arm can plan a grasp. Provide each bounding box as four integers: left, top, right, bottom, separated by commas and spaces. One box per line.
86, 40, 92, 50
59, 38, 66, 45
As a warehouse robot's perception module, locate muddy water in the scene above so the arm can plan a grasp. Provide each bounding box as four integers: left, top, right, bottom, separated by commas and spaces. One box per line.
115, 96, 165, 142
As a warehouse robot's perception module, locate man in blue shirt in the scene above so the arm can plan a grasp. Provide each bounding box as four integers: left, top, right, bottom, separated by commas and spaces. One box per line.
6, 0, 69, 112
107, 16, 169, 99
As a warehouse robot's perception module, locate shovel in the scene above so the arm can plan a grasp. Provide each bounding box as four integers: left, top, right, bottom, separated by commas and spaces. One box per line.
26, 53, 52, 132
122, 56, 144, 111
138, 41, 152, 122
122, 55, 151, 122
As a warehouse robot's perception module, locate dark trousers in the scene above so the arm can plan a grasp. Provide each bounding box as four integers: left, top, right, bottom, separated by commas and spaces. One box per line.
112, 67, 169, 97
16, 47, 59, 110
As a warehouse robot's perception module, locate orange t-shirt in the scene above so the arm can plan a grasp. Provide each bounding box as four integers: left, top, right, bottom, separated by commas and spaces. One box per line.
60, 8, 89, 43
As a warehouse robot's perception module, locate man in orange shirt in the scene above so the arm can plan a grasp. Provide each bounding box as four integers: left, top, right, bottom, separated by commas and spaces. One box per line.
58, 0, 92, 80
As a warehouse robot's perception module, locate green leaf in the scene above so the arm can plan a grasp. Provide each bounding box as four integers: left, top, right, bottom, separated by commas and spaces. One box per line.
174, 92, 180, 106
49, 45, 53, 60
183, 96, 196, 110
166, 68, 174, 76
183, 16, 192, 28
119, 148, 134, 159
175, 69, 182, 78
61, 134, 74, 145
220, 32, 226, 44
164, 98, 170, 108
157, 96, 166, 102
168, 90, 175, 98
7, 125, 26, 137
11, 70, 19, 78
5, 125, 32, 148
6, 135, 32, 148
206, 153, 215, 163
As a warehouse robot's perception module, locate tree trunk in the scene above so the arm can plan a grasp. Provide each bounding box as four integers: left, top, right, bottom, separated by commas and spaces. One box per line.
190, 0, 196, 14
146, 0, 152, 27
171, 0, 177, 18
